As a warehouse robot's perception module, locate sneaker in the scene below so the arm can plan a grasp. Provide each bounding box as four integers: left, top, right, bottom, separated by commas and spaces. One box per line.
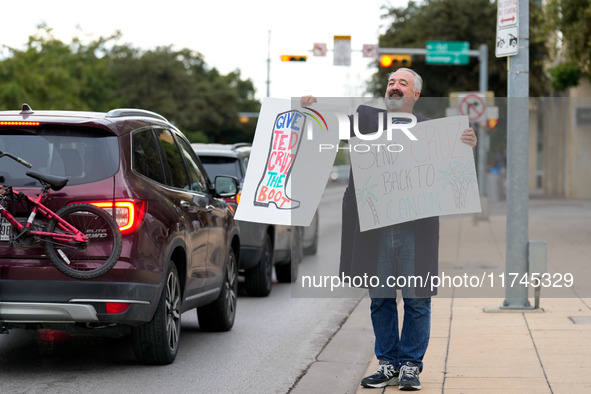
398, 361, 421, 390
360, 360, 399, 388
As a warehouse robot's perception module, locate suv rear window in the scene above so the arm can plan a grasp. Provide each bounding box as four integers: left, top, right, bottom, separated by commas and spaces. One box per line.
0, 127, 119, 187
199, 156, 243, 180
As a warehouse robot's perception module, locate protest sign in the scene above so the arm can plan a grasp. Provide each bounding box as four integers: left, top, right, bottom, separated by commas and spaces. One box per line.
349, 115, 481, 232
235, 97, 339, 226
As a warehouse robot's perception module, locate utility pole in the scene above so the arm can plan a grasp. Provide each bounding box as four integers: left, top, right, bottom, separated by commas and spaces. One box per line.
476, 44, 489, 219
266, 30, 271, 97
503, 0, 531, 309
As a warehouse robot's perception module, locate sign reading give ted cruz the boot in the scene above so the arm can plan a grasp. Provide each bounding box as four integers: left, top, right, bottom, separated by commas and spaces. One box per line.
235, 97, 339, 227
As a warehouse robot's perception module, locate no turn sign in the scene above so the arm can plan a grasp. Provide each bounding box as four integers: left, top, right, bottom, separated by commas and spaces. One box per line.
313, 43, 327, 57
459, 94, 487, 122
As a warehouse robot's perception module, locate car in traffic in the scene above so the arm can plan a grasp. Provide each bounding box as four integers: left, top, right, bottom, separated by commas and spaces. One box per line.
330, 164, 351, 184
192, 143, 319, 297
0, 105, 241, 365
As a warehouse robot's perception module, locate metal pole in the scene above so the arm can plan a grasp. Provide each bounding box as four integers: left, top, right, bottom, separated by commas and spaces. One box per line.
266, 30, 271, 97
503, 0, 530, 308
477, 45, 489, 209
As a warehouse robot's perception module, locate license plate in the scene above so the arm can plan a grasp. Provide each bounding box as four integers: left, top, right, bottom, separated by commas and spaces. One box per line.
0, 217, 11, 241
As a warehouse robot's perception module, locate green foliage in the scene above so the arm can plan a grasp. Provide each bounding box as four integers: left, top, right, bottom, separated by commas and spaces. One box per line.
0, 26, 119, 110
0, 25, 260, 143
368, 0, 549, 98
547, 62, 582, 90
545, 0, 591, 89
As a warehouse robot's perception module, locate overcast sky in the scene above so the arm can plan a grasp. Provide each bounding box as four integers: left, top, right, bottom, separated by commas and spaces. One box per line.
1, 0, 408, 101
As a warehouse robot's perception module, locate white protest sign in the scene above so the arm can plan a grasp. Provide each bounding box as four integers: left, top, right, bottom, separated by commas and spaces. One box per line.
235, 97, 340, 226
349, 116, 481, 232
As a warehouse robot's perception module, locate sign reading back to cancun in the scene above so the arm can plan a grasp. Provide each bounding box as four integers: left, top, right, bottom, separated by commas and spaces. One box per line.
349, 116, 481, 232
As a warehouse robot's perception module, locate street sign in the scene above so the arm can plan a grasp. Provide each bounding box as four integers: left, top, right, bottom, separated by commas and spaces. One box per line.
497, 0, 518, 28
333, 35, 351, 66
451, 91, 495, 123
362, 44, 378, 58
425, 41, 469, 65
496, 0, 519, 57
313, 43, 327, 57
496, 25, 519, 57
446, 105, 498, 126
459, 94, 486, 122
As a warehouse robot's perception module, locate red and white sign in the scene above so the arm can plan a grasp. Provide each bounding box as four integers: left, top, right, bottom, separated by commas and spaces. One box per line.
459, 93, 487, 123
497, 0, 518, 28
313, 43, 327, 57
496, 0, 519, 57
362, 44, 378, 58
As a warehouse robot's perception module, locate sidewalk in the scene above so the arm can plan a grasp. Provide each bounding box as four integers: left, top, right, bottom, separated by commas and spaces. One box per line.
294, 197, 591, 394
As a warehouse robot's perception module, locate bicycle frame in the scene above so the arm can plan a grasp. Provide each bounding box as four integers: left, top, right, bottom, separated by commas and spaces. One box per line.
0, 185, 88, 245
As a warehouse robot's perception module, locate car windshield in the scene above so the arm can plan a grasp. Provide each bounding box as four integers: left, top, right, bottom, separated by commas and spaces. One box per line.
0, 127, 119, 187
198, 156, 242, 179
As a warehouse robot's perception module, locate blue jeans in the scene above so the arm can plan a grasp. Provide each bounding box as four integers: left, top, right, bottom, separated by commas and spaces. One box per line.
369, 223, 431, 369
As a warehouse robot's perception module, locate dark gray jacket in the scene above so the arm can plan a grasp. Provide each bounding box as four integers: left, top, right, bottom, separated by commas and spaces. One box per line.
339, 105, 438, 297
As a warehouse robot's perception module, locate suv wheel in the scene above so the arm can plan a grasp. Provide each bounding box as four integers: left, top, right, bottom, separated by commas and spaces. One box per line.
275, 228, 302, 283
132, 262, 181, 365
303, 218, 319, 256
245, 234, 273, 297
197, 248, 238, 331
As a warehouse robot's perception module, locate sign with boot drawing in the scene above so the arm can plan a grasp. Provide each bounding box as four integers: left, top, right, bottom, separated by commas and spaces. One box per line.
235, 98, 339, 226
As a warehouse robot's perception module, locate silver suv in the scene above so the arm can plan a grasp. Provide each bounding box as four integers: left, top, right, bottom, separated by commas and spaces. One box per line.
192, 143, 318, 297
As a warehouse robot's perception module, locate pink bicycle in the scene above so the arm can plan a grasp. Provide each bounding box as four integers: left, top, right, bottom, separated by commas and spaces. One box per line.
0, 150, 122, 279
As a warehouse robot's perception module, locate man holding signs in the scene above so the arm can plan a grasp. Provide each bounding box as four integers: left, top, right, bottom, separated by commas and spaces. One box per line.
302, 68, 477, 390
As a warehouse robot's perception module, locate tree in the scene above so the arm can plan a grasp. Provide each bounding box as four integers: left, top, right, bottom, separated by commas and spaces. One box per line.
0, 25, 119, 111
0, 26, 260, 143
367, 0, 549, 98
545, 0, 591, 90
107, 45, 260, 142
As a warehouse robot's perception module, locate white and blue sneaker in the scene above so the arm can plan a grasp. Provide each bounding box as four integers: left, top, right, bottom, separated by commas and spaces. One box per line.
398, 361, 422, 391
360, 360, 399, 388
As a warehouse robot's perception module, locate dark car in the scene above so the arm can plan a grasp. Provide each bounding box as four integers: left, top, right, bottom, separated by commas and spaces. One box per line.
192, 143, 319, 297
0, 105, 240, 365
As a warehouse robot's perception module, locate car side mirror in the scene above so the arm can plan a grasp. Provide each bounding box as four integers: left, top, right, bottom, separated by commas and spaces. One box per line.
214, 175, 239, 197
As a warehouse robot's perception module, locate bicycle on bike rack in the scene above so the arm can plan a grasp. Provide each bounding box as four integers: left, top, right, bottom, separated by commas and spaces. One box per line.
0, 150, 122, 279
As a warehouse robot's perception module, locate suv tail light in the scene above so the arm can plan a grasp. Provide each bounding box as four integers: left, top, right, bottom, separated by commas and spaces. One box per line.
88, 200, 146, 235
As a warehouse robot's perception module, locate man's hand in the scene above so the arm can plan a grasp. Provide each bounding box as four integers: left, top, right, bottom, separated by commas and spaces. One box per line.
461, 127, 477, 148
300, 95, 317, 107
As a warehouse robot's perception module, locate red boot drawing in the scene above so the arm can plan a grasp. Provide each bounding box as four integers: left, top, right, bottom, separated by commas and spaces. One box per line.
254, 110, 305, 209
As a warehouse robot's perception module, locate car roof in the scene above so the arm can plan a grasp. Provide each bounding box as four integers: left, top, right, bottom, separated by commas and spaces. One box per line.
0, 105, 173, 135
192, 143, 251, 159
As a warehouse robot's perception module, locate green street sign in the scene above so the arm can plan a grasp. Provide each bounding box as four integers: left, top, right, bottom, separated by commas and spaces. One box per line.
426, 41, 470, 65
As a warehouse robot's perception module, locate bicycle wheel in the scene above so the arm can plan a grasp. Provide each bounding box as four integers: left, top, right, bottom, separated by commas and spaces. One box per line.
45, 203, 122, 280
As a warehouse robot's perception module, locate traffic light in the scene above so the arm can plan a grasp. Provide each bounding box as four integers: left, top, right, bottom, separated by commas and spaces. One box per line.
281, 55, 307, 62
488, 117, 498, 129
379, 54, 411, 68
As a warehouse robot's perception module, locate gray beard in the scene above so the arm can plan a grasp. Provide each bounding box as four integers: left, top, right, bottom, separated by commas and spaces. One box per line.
385, 97, 403, 111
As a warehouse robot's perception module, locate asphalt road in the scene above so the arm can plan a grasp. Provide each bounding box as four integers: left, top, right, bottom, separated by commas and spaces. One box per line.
0, 183, 360, 394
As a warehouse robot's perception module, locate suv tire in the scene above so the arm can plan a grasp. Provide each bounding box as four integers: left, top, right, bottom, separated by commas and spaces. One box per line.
132, 262, 181, 365
197, 248, 238, 331
244, 234, 273, 297
275, 228, 302, 283
303, 219, 319, 256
